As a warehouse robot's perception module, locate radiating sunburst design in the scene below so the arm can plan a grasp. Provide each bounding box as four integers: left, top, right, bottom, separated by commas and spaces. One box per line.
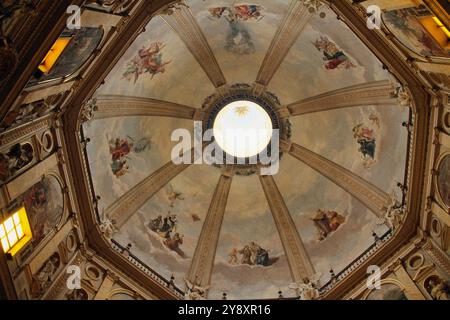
235, 106, 249, 117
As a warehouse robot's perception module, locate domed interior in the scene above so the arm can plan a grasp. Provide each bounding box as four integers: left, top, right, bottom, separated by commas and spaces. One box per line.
82, 0, 410, 299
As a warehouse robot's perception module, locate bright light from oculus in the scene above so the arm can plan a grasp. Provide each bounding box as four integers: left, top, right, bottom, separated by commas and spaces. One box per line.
213, 100, 273, 158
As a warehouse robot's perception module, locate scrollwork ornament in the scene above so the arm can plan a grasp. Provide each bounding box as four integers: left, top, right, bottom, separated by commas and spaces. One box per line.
80, 98, 98, 123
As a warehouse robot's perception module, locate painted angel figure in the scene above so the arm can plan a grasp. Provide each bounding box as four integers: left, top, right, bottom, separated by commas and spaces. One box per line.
208, 5, 263, 23
109, 137, 134, 161
122, 42, 171, 83
313, 36, 356, 70
166, 184, 185, 207
228, 247, 239, 265
208, 7, 227, 19
184, 279, 208, 300
352, 123, 377, 165
233, 5, 264, 21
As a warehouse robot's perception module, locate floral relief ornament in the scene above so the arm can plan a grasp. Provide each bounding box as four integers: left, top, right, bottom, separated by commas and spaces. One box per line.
80, 98, 98, 123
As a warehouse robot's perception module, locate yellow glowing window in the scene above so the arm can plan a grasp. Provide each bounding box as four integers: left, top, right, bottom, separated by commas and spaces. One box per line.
432, 17, 450, 39
38, 37, 72, 73
0, 208, 32, 257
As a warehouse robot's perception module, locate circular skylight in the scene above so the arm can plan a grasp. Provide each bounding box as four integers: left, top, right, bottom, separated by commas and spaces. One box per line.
213, 100, 273, 158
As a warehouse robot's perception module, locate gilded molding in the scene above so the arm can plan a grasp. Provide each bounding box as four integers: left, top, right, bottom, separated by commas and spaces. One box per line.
94, 95, 196, 120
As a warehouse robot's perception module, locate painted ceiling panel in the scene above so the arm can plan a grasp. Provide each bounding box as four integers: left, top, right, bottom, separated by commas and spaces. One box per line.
80, 0, 414, 299
114, 164, 222, 288
209, 175, 294, 300
84, 116, 194, 211
188, 0, 290, 86
268, 6, 388, 104
274, 156, 389, 284
290, 104, 410, 193
96, 16, 216, 107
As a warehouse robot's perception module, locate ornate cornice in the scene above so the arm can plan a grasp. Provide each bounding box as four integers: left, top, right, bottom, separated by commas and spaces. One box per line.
423, 238, 450, 275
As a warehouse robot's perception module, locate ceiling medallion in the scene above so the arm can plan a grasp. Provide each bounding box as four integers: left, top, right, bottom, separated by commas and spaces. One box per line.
202, 84, 291, 176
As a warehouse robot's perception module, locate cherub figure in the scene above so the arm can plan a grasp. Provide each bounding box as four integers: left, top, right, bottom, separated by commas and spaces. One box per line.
122, 42, 171, 83
166, 184, 185, 207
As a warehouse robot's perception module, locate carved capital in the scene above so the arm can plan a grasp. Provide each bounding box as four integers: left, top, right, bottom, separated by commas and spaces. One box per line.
80, 98, 98, 123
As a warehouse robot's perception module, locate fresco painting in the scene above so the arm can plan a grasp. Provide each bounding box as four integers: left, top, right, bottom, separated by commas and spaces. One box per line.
383, 5, 449, 57
208, 4, 264, 55
148, 213, 186, 258
188, 0, 290, 85
122, 42, 171, 84
291, 105, 409, 193
274, 156, 390, 285
96, 16, 215, 108
228, 241, 278, 267
29, 27, 104, 85
108, 136, 151, 177
352, 112, 381, 168
82, 0, 410, 299
313, 36, 356, 70
424, 275, 450, 300
0, 143, 34, 183
268, 6, 387, 103
113, 164, 221, 289
366, 284, 408, 300
311, 209, 346, 242
17, 176, 64, 250
84, 116, 193, 212
437, 155, 450, 207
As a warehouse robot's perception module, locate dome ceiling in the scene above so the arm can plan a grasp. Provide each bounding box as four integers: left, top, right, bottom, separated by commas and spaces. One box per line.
83, 0, 410, 299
